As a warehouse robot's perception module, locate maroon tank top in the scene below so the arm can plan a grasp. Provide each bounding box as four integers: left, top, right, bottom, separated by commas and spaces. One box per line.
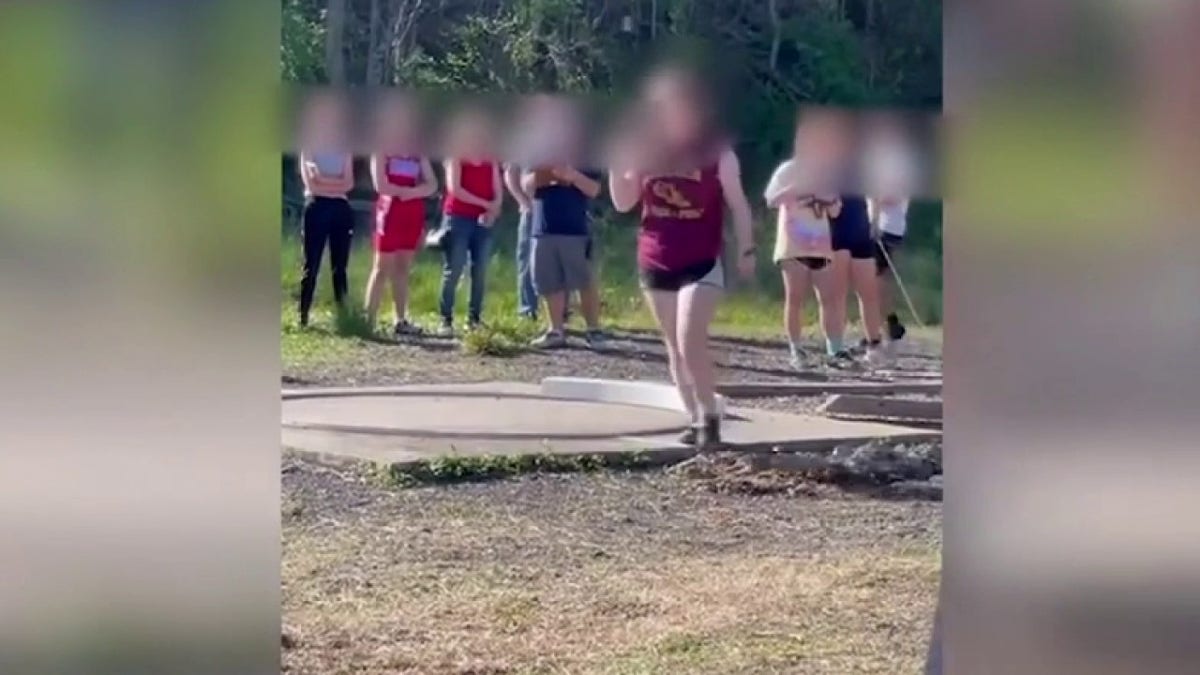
638, 164, 724, 271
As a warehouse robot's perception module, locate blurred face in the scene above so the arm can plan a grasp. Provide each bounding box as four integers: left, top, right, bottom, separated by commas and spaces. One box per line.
299, 93, 349, 151
532, 98, 583, 165
449, 109, 493, 158
861, 116, 917, 196
372, 97, 419, 154
794, 112, 851, 187
644, 72, 707, 148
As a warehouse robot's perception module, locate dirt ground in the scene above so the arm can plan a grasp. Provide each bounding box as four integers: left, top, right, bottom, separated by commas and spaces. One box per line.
281, 330, 943, 674
282, 456, 941, 675
282, 328, 942, 390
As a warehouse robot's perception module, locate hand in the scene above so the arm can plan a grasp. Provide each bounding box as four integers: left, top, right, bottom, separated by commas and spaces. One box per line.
737, 247, 756, 280
551, 166, 575, 183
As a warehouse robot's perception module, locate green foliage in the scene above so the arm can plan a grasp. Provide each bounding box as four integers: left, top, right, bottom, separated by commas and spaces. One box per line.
458, 318, 540, 357
379, 450, 655, 487
280, 0, 324, 83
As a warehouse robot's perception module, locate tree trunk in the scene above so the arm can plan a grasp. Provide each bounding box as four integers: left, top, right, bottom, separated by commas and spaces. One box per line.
366, 0, 383, 85
768, 0, 781, 73
325, 0, 346, 85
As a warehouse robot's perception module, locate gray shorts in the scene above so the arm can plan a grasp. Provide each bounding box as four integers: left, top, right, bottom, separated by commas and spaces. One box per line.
532, 234, 593, 295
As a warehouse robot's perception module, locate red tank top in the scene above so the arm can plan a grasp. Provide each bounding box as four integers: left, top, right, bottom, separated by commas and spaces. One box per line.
376, 155, 425, 226
638, 165, 725, 271
442, 159, 496, 217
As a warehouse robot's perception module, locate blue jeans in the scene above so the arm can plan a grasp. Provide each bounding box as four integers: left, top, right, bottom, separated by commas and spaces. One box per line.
438, 215, 493, 323
515, 210, 538, 318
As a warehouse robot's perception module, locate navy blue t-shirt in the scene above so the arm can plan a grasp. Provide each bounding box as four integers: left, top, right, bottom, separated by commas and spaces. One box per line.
831, 195, 873, 247
531, 170, 601, 237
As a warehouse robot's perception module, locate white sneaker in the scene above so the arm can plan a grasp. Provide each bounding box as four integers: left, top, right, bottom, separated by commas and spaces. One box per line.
531, 330, 567, 349
866, 343, 889, 368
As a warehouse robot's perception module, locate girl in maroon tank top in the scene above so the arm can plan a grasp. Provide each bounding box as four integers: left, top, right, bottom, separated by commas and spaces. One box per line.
363, 96, 437, 335
608, 65, 757, 449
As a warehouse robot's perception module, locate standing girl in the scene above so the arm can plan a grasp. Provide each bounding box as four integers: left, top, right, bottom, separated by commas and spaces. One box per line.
765, 145, 842, 369
365, 97, 437, 335
608, 66, 756, 448
830, 194, 886, 366
296, 93, 355, 328
437, 108, 502, 336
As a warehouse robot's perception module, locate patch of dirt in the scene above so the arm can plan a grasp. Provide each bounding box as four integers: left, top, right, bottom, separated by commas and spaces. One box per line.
282, 455, 941, 674
282, 328, 942, 392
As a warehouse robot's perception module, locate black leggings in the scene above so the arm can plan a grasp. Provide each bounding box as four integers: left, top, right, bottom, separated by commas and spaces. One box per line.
299, 197, 354, 322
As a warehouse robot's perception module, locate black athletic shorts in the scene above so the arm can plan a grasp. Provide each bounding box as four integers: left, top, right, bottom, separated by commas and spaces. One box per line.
832, 232, 875, 259
874, 233, 904, 274
778, 256, 830, 271
639, 258, 723, 292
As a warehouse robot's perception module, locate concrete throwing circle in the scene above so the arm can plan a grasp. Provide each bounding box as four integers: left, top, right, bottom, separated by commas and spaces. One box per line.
282, 389, 688, 440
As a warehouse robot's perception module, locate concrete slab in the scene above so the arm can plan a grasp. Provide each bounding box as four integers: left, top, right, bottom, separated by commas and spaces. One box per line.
281, 382, 940, 471
540, 376, 728, 416
819, 394, 943, 424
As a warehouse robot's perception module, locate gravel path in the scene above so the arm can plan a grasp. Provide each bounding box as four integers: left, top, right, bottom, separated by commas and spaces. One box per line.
283, 328, 942, 394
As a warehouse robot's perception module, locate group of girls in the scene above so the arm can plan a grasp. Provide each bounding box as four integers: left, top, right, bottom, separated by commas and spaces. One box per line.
296, 95, 501, 336
767, 109, 910, 372
295, 72, 910, 449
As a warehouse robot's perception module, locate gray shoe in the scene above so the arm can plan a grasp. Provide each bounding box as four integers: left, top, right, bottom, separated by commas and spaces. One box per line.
531, 330, 567, 349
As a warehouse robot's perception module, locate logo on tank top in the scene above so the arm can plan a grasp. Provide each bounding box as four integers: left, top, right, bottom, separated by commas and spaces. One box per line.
648, 179, 703, 219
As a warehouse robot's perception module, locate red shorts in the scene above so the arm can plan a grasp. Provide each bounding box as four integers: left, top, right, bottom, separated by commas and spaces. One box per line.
374, 211, 424, 253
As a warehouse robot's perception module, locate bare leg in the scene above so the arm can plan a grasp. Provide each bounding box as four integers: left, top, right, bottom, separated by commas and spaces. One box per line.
390, 250, 415, 323
644, 289, 697, 424
544, 291, 567, 333
851, 258, 883, 342
811, 265, 838, 346
677, 282, 722, 419
826, 251, 852, 354
364, 252, 394, 327
780, 260, 811, 349
580, 283, 602, 331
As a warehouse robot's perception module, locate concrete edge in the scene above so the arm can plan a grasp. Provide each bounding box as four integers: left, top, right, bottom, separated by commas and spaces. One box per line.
280, 420, 689, 440
716, 380, 942, 398
539, 377, 728, 416
282, 430, 942, 480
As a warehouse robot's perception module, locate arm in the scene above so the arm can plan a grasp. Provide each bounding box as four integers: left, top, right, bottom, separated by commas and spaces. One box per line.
824, 197, 843, 219
488, 163, 503, 213
412, 157, 438, 199
717, 149, 754, 257
559, 168, 601, 199
300, 153, 352, 195
520, 169, 542, 196
371, 155, 404, 198
608, 170, 641, 213
444, 159, 493, 209
504, 165, 532, 211
763, 160, 797, 209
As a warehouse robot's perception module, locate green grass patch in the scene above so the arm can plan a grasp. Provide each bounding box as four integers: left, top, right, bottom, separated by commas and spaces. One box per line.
282, 208, 942, 365
377, 450, 653, 487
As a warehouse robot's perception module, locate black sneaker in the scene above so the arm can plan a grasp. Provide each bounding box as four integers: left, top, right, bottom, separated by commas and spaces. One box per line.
677, 425, 701, 446
826, 350, 856, 368
887, 315, 907, 342
698, 415, 723, 449
584, 329, 608, 350
393, 319, 422, 337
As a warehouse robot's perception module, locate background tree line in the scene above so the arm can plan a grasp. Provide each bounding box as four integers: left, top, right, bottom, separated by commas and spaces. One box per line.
281, 0, 942, 317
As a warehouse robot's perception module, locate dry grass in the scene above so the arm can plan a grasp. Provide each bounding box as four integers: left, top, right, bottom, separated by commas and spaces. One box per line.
282, 459, 940, 674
